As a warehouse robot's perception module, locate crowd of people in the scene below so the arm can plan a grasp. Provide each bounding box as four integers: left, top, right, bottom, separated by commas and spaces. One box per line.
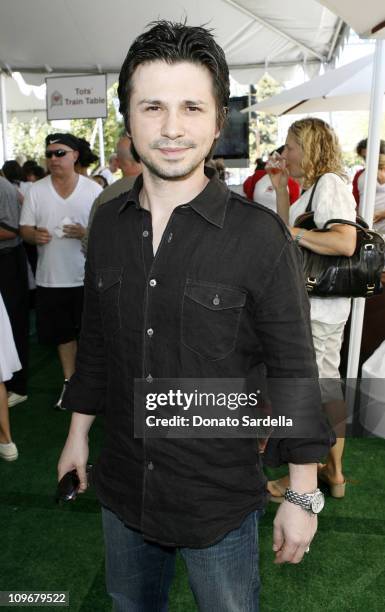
0, 131, 141, 458
0, 19, 384, 608
1, 124, 384, 469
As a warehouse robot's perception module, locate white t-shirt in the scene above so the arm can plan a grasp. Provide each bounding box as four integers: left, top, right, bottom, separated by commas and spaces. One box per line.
20, 175, 102, 287
18, 181, 31, 197
252, 174, 277, 212
100, 167, 117, 185
358, 171, 385, 235
289, 173, 356, 325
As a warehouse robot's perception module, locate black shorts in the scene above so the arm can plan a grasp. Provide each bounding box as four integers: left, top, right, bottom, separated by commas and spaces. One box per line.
36, 286, 84, 346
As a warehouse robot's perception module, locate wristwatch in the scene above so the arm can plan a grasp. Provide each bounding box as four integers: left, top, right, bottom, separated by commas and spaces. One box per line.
284, 488, 325, 514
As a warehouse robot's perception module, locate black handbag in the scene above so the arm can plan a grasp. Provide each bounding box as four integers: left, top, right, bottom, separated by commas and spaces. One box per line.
294, 176, 385, 298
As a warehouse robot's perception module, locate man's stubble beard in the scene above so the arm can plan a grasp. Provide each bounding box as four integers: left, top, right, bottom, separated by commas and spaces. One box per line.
139, 156, 203, 181
134, 141, 217, 181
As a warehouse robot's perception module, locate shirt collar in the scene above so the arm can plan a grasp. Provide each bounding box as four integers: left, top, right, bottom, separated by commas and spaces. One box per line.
118, 166, 230, 229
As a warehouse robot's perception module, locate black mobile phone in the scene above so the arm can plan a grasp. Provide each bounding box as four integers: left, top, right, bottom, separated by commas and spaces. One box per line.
55, 464, 93, 503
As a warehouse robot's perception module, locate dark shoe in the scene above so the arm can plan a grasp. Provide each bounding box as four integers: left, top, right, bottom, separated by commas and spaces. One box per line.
54, 380, 69, 410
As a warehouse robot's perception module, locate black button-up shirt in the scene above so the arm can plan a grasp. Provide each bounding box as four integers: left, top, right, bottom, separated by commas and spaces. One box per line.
63, 169, 333, 548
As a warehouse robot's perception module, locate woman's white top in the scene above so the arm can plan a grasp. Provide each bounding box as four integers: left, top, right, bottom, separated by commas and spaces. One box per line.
0, 292, 21, 383
289, 173, 356, 325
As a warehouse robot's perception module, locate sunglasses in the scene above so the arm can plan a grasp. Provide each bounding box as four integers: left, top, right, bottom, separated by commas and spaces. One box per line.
45, 149, 73, 159
55, 464, 93, 503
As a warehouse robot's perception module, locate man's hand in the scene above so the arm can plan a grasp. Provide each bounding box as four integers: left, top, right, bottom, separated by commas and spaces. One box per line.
35, 227, 52, 245
63, 223, 86, 240
273, 500, 317, 564
58, 432, 90, 493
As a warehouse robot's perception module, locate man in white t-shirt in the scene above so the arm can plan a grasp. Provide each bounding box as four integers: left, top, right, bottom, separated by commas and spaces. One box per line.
20, 133, 102, 408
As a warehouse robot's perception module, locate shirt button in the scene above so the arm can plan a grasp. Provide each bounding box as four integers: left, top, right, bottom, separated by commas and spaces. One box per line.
149, 279, 157, 287
98, 278, 103, 289
213, 294, 220, 306
167, 232, 173, 243
143, 230, 149, 238
147, 328, 154, 337
147, 461, 154, 471
146, 374, 153, 383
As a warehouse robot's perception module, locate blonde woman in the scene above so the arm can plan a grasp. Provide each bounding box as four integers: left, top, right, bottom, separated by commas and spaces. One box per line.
268, 118, 357, 500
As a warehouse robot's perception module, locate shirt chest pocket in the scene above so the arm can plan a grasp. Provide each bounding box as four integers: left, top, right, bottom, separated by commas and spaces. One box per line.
96, 268, 123, 337
181, 280, 247, 360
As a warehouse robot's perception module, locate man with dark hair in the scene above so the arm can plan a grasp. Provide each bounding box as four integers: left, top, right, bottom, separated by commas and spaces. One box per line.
20, 134, 102, 409
58, 21, 331, 611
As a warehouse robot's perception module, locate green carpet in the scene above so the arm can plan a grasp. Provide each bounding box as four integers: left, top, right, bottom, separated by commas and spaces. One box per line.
1, 337, 384, 611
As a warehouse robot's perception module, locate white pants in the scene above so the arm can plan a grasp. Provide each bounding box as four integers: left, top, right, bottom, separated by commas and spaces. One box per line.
311, 319, 345, 402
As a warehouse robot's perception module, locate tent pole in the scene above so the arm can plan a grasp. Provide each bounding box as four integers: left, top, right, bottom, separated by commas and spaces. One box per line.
0, 73, 9, 164
90, 119, 98, 149
345, 38, 385, 416
98, 117, 105, 168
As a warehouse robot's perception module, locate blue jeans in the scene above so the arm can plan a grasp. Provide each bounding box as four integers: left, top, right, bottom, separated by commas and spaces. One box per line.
102, 507, 262, 612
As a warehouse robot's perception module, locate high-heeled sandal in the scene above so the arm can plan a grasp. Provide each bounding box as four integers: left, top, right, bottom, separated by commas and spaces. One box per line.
267, 477, 289, 503
318, 468, 346, 498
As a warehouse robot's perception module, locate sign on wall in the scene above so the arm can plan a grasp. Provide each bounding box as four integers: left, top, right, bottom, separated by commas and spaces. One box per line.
46, 74, 107, 120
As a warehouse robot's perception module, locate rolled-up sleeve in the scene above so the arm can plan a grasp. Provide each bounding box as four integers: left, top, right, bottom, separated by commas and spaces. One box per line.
250, 236, 335, 466
62, 236, 107, 415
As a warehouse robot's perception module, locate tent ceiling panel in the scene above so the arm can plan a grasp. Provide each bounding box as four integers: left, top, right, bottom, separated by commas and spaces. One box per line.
319, 1, 385, 39
0, 0, 345, 85
241, 54, 376, 114
3, 75, 46, 112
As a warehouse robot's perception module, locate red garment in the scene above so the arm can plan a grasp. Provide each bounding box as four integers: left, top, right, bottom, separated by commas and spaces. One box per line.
352, 168, 365, 206
243, 170, 265, 199
243, 170, 301, 204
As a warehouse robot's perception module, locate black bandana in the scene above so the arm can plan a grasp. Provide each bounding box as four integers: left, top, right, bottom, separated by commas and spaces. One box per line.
45, 133, 80, 151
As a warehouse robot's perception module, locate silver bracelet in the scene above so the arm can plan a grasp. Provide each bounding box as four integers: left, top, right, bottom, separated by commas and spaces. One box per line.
294, 230, 306, 244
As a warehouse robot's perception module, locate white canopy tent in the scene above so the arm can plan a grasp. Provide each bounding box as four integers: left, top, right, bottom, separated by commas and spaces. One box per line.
2, 74, 46, 121
0, 0, 382, 424
0, 0, 347, 161
0, 0, 344, 85
320, 0, 385, 38
241, 53, 376, 115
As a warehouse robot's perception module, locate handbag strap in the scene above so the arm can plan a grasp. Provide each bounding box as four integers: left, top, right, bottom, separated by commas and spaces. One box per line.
305, 175, 371, 234
322, 218, 370, 233
305, 175, 323, 212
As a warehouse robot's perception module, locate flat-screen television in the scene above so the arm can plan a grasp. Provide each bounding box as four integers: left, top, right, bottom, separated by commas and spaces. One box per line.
213, 96, 249, 165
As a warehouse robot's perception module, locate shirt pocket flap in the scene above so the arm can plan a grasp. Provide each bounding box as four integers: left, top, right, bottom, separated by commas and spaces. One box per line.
96, 268, 123, 292
185, 280, 246, 311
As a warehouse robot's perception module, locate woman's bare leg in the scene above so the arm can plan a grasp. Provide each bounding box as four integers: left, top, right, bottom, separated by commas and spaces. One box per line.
0, 382, 12, 444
